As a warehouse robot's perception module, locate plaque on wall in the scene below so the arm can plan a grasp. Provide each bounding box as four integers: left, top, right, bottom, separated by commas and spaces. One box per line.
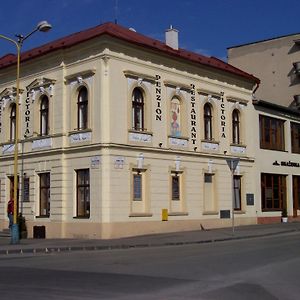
220, 210, 231, 219
246, 193, 254, 206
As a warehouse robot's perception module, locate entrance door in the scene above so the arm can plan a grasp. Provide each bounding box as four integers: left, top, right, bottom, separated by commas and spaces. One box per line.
292, 176, 300, 217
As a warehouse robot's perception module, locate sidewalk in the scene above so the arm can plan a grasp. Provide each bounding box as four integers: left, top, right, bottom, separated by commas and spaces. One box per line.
0, 222, 300, 255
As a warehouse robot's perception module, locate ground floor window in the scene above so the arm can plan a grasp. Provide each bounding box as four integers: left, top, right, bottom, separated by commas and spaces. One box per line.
171, 174, 180, 201
76, 169, 90, 218
261, 173, 286, 211
39, 173, 50, 217
233, 175, 242, 210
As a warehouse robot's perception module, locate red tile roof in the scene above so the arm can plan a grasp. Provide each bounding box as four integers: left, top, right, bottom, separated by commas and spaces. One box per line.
0, 22, 259, 84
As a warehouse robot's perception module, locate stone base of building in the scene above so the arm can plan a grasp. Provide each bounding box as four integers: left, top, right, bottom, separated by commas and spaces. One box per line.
257, 216, 282, 224
12, 217, 257, 239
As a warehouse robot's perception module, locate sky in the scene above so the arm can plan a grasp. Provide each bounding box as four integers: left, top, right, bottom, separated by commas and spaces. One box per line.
0, 0, 300, 61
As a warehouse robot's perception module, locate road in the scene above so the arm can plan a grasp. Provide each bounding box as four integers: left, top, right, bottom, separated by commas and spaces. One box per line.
0, 232, 300, 299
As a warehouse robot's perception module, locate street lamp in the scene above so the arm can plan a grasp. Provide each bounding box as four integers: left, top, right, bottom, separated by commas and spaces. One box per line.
0, 21, 52, 244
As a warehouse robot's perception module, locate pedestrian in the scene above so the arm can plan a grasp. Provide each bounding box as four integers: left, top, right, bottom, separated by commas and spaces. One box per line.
7, 198, 14, 229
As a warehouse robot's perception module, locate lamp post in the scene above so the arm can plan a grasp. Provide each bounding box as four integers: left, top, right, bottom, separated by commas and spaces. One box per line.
0, 21, 52, 244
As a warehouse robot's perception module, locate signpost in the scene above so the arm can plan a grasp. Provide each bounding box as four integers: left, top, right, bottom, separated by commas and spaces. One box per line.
226, 158, 240, 235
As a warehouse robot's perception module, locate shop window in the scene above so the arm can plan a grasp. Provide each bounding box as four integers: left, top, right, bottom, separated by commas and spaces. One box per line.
232, 109, 240, 144
40, 95, 49, 136
259, 115, 285, 151
76, 169, 90, 218
39, 173, 50, 217
291, 122, 300, 153
10, 103, 16, 141
132, 88, 145, 131
261, 173, 286, 211
204, 103, 213, 140
77, 86, 88, 130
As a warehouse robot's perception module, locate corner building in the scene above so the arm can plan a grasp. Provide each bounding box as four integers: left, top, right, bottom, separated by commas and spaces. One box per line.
0, 23, 259, 238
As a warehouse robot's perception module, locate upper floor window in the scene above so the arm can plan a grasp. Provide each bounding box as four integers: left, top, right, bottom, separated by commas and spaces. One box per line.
10, 103, 16, 141
291, 122, 300, 153
77, 86, 88, 130
170, 97, 181, 137
259, 115, 285, 151
232, 109, 240, 144
40, 96, 49, 136
39, 172, 50, 217
204, 103, 213, 140
132, 88, 144, 131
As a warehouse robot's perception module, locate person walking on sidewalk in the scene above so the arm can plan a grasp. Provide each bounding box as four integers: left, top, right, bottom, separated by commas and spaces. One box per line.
7, 198, 14, 229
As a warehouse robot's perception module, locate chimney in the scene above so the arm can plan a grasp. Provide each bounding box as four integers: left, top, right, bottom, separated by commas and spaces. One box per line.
165, 25, 179, 50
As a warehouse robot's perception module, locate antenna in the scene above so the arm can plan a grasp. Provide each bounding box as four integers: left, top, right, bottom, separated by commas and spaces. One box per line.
114, 0, 118, 24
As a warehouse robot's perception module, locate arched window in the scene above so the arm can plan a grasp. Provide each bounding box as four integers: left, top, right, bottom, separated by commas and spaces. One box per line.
204, 103, 213, 140
40, 95, 49, 136
170, 97, 181, 137
232, 109, 240, 144
132, 88, 144, 131
77, 86, 88, 130
10, 103, 16, 141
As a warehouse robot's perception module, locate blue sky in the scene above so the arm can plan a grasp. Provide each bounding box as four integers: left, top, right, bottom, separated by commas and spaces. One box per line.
0, 0, 300, 61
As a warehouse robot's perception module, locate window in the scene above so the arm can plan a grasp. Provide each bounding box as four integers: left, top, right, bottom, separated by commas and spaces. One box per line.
170, 97, 181, 137
77, 86, 88, 130
204, 103, 213, 140
23, 177, 30, 202
259, 115, 285, 151
133, 173, 142, 201
76, 169, 90, 218
39, 173, 50, 217
171, 174, 180, 200
261, 173, 286, 211
233, 175, 241, 210
10, 103, 16, 141
291, 122, 300, 153
132, 88, 144, 131
232, 109, 240, 144
40, 95, 49, 136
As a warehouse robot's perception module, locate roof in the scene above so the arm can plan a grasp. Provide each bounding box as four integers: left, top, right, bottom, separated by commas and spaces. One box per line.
0, 22, 259, 84
253, 99, 300, 117
228, 32, 300, 50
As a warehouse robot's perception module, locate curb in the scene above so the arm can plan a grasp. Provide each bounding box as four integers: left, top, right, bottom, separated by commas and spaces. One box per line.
0, 228, 298, 256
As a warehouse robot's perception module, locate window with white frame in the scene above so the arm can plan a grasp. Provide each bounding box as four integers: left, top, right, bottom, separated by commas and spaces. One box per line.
39, 173, 50, 217
40, 95, 49, 136
10, 103, 16, 141
232, 109, 240, 144
77, 86, 88, 130
76, 169, 90, 218
204, 103, 213, 140
132, 88, 145, 131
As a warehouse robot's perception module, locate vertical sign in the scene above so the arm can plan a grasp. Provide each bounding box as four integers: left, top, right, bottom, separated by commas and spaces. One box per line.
190, 84, 197, 145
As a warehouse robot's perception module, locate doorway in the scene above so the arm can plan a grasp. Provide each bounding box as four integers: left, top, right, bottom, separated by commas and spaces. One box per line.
292, 176, 300, 217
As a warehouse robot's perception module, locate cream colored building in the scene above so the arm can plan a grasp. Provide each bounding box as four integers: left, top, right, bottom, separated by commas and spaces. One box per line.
0, 22, 259, 239
253, 100, 300, 223
228, 33, 300, 108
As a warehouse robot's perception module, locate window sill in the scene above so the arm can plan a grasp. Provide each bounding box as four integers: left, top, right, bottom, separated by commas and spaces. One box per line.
128, 129, 153, 135
234, 210, 246, 214
36, 216, 50, 218
129, 213, 153, 217
168, 135, 189, 140
168, 212, 189, 216
230, 143, 246, 148
73, 216, 90, 219
203, 211, 219, 215
201, 139, 219, 144
68, 128, 92, 136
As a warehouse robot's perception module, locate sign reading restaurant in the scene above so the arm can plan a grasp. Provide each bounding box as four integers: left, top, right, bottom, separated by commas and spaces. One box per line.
273, 160, 300, 167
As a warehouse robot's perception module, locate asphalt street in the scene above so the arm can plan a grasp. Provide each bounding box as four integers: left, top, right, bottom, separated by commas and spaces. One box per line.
0, 231, 299, 299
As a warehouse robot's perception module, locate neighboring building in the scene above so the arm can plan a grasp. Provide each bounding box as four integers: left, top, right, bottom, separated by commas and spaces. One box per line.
228, 33, 300, 108
253, 100, 300, 223
0, 22, 259, 239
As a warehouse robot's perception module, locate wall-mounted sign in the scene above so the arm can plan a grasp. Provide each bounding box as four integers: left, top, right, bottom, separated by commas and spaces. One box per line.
190, 84, 197, 145
155, 75, 162, 121
91, 156, 101, 169
114, 156, 125, 169
220, 92, 226, 138
273, 160, 300, 167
